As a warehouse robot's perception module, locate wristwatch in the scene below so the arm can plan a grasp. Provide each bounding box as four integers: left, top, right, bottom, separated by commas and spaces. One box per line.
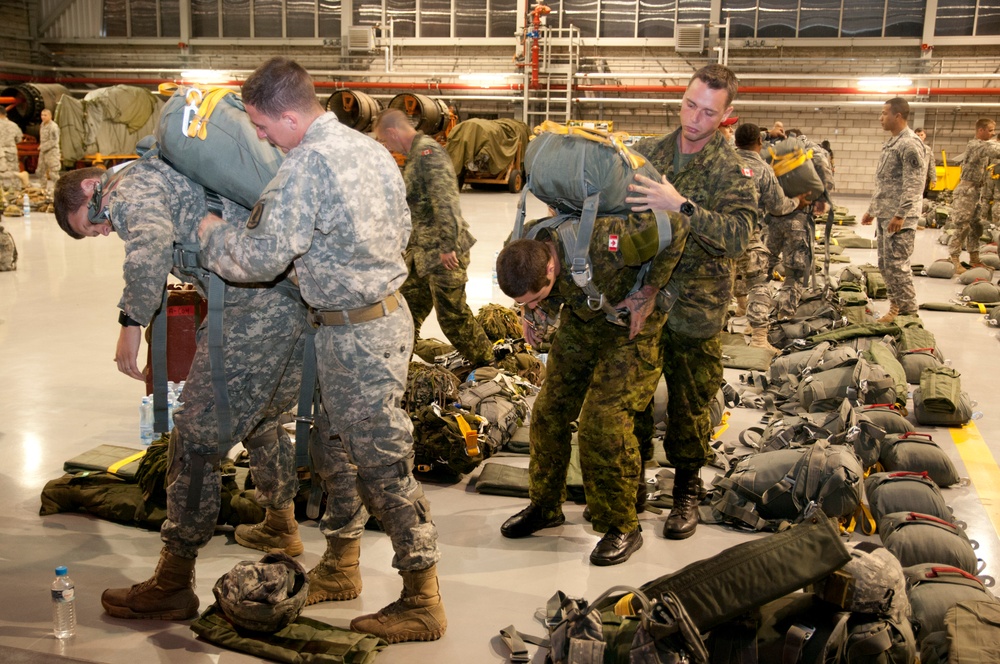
118, 310, 141, 327
680, 199, 696, 216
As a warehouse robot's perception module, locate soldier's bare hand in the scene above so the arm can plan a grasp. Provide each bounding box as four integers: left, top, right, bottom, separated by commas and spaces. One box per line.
795, 193, 810, 210
440, 251, 459, 270
615, 284, 657, 340
861, 212, 874, 225
887, 216, 904, 233
521, 314, 540, 348
198, 213, 225, 243
812, 201, 828, 216
627, 174, 683, 213
115, 324, 145, 381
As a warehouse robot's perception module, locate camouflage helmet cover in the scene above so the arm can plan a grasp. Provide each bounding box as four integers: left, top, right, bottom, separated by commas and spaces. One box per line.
213, 551, 309, 632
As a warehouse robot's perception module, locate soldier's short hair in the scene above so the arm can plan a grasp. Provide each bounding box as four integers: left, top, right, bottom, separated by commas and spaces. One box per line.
976, 117, 996, 131
689, 64, 739, 106
374, 108, 412, 135
735, 123, 761, 149
496, 239, 552, 299
885, 97, 910, 120
54, 167, 106, 240
242, 57, 322, 119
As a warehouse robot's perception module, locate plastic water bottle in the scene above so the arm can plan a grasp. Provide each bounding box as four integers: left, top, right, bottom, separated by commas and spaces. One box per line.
22, 193, 31, 220
51, 566, 76, 639
491, 250, 499, 287
139, 396, 153, 445
167, 393, 176, 433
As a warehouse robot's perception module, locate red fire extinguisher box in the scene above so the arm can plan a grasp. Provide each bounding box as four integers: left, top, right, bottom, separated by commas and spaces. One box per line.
143, 284, 205, 395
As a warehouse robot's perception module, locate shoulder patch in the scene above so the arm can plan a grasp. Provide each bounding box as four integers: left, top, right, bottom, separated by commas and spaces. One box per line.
741, 167, 754, 178
246, 201, 264, 230
421, 148, 433, 156
608, 234, 619, 251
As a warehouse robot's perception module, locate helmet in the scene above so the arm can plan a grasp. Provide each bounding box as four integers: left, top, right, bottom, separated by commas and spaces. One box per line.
213, 551, 309, 632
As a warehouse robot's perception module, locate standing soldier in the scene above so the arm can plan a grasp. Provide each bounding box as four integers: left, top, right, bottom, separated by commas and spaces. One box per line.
948, 118, 1000, 273
0, 106, 28, 190
733, 123, 808, 352
861, 98, 925, 324
627, 64, 757, 540
374, 109, 494, 368
914, 128, 937, 194
198, 56, 446, 645
38, 109, 61, 187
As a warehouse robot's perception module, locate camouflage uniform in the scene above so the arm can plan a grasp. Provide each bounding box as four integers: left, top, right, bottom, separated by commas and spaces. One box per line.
865, 126, 925, 314
108, 157, 307, 559
633, 130, 757, 472
201, 112, 440, 573
735, 148, 799, 328
765, 136, 835, 319
400, 133, 492, 366
923, 142, 937, 192
949, 138, 1000, 259
38, 118, 61, 182
982, 154, 1000, 226
525, 212, 687, 534
0, 116, 23, 185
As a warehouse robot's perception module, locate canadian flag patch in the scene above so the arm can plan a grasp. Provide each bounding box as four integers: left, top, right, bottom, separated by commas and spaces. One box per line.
421, 149, 433, 156
741, 167, 754, 177
608, 234, 619, 251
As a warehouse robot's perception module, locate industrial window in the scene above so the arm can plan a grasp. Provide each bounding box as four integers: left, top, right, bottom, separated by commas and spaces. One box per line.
490, 0, 519, 37
756, 0, 797, 38
563, 0, 599, 37
457, 0, 488, 38
724, 0, 757, 39
191, 0, 219, 37
678, 0, 711, 26
319, 0, 343, 38
885, 0, 924, 36
287, 0, 318, 37
976, 0, 1000, 34
418, 0, 449, 37
160, 0, 180, 37
720, 0, 924, 38
254, 0, 283, 37
354, 0, 383, 27
797, 0, 839, 37
602, 0, 639, 37
637, 0, 676, 38
840, 0, 883, 37
103, 0, 127, 36
222, 0, 250, 37
936, 0, 977, 35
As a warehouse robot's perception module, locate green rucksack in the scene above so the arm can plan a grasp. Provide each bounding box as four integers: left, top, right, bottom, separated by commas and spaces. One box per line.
958, 266, 994, 284
859, 263, 889, 299
768, 341, 858, 386
961, 280, 1000, 305
865, 471, 953, 533
862, 339, 909, 410
767, 136, 826, 199
880, 512, 981, 576
926, 259, 956, 279
905, 564, 999, 644
913, 365, 973, 427
456, 368, 530, 455
856, 403, 916, 435
836, 282, 874, 324
796, 357, 898, 412
878, 432, 961, 488
411, 404, 486, 476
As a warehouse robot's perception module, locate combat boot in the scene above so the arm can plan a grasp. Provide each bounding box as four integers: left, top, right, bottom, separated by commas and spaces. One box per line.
970, 251, 985, 268
101, 548, 199, 620
749, 326, 780, 355
877, 303, 899, 324
663, 468, 703, 540
735, 295, 748, 317
307, 537, 362, 604
350, 565, 447, 644
951, 255, 967, 275
235, 505, 304, 557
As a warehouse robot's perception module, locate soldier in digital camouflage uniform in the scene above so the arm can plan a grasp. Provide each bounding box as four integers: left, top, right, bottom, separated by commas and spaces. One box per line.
733, 122, 806, 352
54, 159, 307, 622
628, 64, 757, 540
374, 108, 493, 367
948, 118, 1000, 272
861, 98, 926, 324
0, 106, 28, 190
982, 150, 1000, 228
496, 208, 687, 566
764, 129, 835, 319
914, 128, 937, 194
198, 57, 445, 645
38, 109, 61, 186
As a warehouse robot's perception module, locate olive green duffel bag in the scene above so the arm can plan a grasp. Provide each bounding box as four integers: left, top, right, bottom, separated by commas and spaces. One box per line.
880, 512, 982, 576
905, 564, 998, 644
878, 432, 961, 488
865, 471, 952, 533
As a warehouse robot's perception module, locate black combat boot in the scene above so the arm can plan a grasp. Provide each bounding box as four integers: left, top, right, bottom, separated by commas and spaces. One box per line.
500, 503, 565, 538
589, 526, 643, 566
662, 467, 703, 540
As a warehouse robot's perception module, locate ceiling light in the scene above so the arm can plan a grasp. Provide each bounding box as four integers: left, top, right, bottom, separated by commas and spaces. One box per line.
857, 77, 913, 93
180, 69, 232, 85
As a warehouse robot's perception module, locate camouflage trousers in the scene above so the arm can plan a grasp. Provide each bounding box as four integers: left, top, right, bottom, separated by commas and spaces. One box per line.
162, 285, 308, 559
311, 299, 440, 572
981, 176, 1000, 226
529, 308, 666, 534
766, 212, 812, 319
401, 260, 493, 366
948, 181, 983, 258
38, 149, 61, 182
877, 225, 917, 314
734, 233, 774, 329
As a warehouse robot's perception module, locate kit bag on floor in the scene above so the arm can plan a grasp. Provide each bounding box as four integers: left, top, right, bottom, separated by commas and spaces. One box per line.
456, 368, 530, 456
0, 223, 16, 271
987, 304, 1000, 327
839, 265, 868, 292
913, 366, 973, 427
958, 266, 994, 285
905, 564, 999, 643
709, 441, 864, 530
750, 593, 852, 664
857, 404, 915, 435
836, 283, 874, 324
898, 348, 943, 385
878, 432, 961, 488
410, 404, 486, 477
865, 471, 953, 532
960, 280, 1000, 306
862, 339, 909, 410
939, 600, 1000, 663
860, 264, 889, 299
926, 259, 956, 279
880, 512, 981, 575
768, 341, 857, 387
796, 357, 897, 412
913, 385, 974, 427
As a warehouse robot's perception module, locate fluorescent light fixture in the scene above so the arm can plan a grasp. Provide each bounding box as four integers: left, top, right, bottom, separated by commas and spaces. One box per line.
857, 77, 913, 93
458, 73, 513, 87
180, 69, 232, 85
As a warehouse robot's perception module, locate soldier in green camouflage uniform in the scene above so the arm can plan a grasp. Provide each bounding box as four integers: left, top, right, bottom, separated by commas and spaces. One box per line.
374, 109, 493, 367
38, 109, 61, 185
628, 64, 758, 540
198, 57, 445, 645
948, 118, 1000, 271
497, 210, 687, 566
53, 159, 307, 621
0, 106, 27, 190
861, 98, 926, 323
734, 122, 805, 351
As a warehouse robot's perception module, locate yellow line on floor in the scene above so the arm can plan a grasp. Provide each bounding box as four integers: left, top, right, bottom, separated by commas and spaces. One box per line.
950, 421, 1000, 537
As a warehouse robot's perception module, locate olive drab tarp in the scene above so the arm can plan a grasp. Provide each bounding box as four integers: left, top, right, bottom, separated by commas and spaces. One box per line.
82, 85, 163, 158
445, 118, 530, 178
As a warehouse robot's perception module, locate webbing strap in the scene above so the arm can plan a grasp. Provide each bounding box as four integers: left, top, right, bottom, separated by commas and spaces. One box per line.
108, 450, 146, 474
783, 623, 814, 664
186, 451, 222, 509
499, 625, 540, 663
847, 622, 895, 657
151, 288, 170, 433
295, 327, 318, 471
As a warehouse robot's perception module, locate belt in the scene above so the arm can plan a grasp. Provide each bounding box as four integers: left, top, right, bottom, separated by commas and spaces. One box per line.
311, 291, 402, 326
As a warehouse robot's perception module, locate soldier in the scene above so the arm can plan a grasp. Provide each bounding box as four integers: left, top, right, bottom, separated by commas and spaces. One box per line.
496, 209, 686, 565
982, 146, 1000, 228
948, 118, 1000, 273
0, 106, 29, 190
764, 129, 835, 319
767, 121, 786, 142
733, 122, 808, 352
719, 115, 738, 147
627, 64, 758, 540
198, 57, 445, 645
38, 109, 61, 186
861, 98, 926, 324
373, 108, 494, 368
53, 160, 307, 621
914, 128, 937, 194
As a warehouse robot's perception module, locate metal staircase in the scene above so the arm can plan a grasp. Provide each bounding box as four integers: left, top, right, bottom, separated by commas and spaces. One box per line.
522, 25, 580, 126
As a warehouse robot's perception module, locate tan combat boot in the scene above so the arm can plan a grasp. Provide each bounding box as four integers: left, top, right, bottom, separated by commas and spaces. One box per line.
235, 505, 304, 557
952, 255, 967, 275
307, 537, 362, 604
749, 326, 780, 355
970, 251, 985, 268
735, 295, 748, 317
350, 565, 447, 644
877, 303, 899, 324
101, 548, 199, 620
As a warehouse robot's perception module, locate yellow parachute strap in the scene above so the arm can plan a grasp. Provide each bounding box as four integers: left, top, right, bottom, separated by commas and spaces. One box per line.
108, 450, 146, 474
614, 593, 639, 617
711, 411, 731, 441
846, 502, 878, 536
186, 88, 233, 140
534, 120, 647, 170
768, 145, 813, 178
453, 413, 480, 457
973, 302, 989, 313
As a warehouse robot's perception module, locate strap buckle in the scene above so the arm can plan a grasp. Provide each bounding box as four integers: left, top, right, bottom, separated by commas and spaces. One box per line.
181, 88, 203, 137
570, 257, 591, 289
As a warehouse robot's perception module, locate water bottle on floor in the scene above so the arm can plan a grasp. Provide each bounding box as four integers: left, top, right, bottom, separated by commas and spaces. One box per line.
22, 193, 31, 221
139, 396, 153, 445
51, 566, 76, 639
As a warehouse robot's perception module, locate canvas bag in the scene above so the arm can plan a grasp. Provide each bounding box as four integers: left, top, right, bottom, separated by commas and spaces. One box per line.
905, 564, 998, 641
796, 357, 897, 412
880, 512, 981, 576
878, 432, 961, 488
865, 471, 952, 532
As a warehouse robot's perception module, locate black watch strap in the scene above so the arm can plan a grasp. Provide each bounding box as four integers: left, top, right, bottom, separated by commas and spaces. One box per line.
119, 310, 142, 327
680, 199, 696, 216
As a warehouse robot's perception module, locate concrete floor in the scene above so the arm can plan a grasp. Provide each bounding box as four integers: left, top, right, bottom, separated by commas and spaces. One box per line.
1, 186, 998, 663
